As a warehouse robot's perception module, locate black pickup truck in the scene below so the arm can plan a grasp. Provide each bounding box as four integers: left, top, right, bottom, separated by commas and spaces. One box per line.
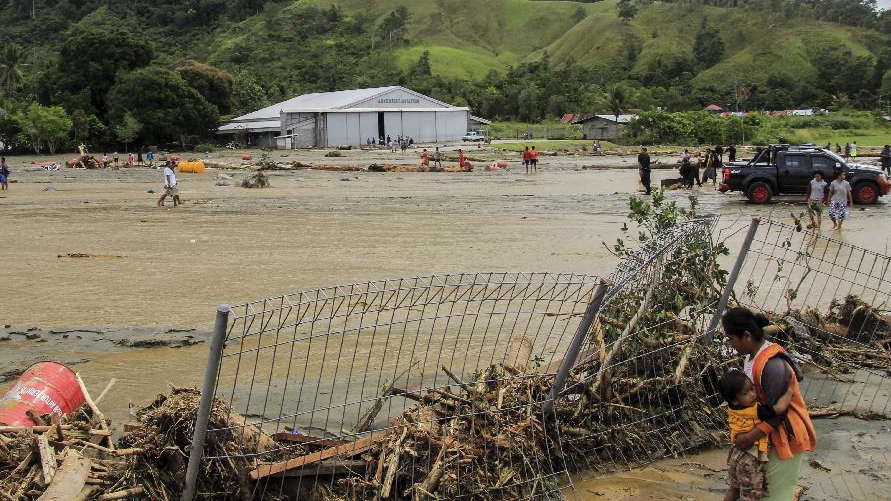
719, 144, 890, 204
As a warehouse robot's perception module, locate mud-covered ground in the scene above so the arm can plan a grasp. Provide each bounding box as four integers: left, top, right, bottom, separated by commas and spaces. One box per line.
2, 143, 890, 500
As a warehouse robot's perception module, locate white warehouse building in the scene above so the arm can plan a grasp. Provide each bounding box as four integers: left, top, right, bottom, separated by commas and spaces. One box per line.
217, 86, 480, 149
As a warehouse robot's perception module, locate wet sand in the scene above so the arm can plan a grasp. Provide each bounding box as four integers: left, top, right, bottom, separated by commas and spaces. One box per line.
2, 145, 890, 500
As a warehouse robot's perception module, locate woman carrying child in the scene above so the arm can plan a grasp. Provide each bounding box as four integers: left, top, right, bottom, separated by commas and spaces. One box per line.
721, 307, 817, 500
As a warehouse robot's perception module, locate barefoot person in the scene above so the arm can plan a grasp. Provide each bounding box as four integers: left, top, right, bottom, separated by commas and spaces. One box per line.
420, 148, 429, 169
718, 370, 793, 501
157, 161, 181, 207
805, 172, 827, 229
828, 170, 852, 230
722, 308, 817, 501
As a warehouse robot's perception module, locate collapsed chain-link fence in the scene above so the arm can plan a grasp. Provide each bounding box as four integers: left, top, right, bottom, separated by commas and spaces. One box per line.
181, 216, 890, 501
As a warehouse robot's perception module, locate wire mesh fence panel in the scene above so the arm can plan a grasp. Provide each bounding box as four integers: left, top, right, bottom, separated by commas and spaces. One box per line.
728, 219, 891, 500
733, 220, 891, 415
552, 216, 732, 474
198, 272, 603, 500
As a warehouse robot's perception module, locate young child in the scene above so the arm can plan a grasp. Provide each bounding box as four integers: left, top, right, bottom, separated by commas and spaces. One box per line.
718, 369, 792, 501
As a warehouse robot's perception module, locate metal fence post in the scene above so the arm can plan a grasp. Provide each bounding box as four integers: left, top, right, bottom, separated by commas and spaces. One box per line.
705, 217, 761, 340
181, 304, 230, 501
543, 281, 610, 417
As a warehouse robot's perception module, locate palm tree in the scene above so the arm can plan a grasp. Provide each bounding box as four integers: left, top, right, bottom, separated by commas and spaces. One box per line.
829, 92, 850, 111
609, 86, 626, 124
0, 43, 26, 99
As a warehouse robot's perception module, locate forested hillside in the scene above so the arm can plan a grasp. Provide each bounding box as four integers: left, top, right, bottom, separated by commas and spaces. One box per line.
0, 0, 888, 151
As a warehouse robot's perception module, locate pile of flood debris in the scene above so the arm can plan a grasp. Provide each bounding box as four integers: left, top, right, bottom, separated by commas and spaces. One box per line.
765, 294, 891, 373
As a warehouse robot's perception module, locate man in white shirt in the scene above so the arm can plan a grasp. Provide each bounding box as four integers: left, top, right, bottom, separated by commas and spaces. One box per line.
828, 170, 853, 230
805, 172, 827, 230
157, 161, 181, 207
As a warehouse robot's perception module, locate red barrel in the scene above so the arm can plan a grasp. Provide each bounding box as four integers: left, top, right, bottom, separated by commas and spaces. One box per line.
0, 362, 85, 426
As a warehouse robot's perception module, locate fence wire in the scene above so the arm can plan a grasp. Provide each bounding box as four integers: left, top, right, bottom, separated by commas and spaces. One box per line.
186, 217, 890, 501
730, 219, 891, 501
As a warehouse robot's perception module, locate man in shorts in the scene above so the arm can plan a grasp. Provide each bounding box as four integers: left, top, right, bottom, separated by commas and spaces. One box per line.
805, 171, 827, 230
0, 157, 9, 190
157, 161, 181, 207
828, 170, 853, 230
529, 145, 538, 173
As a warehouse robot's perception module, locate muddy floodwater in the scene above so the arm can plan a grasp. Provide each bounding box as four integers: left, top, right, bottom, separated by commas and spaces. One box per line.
2, 146, 891, 500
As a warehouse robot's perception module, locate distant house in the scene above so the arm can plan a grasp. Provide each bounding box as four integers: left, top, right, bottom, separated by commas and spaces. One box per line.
571, 114, 636, 140
705, 104, 724, 113
561, 113, 580, 123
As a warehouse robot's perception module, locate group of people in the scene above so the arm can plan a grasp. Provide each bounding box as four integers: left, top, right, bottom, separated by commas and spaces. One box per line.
522, 146, 538, 174
826, 142, 858, 159
806, 170, 853, 230
677, 145, 737, 189
368, 135, 414, 152
99, 149, 154, 169
637, 144, 737, 194
417, 146, 475, 171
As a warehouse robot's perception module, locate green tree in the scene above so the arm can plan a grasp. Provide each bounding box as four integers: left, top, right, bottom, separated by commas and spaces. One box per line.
0, 112, 23, 153
0, 43, 27, 101
617, 0, 637, 24
56, 29, 154, 116
608, 86, 627, 123
114, 111, 142, 153
412, 50, 432, 77
693, 21, 725, 68
572, 6, 587, 24
378, 5, 411, 48
70, 109, 89, 145
231, 71, 268, 117
106, 68, 219, 145
172, 60, 235, 115
18, 102, 72, 154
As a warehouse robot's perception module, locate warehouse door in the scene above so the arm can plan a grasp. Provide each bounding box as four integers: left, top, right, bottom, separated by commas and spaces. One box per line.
378, 112, 385, 142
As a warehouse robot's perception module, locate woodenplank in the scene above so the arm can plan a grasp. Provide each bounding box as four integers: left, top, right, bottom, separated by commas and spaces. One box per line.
272, 433, 349, 449
37, 449, 91, 501
269, 459, 368, 478
36, 433, 57, 485
250, 431, 389, 480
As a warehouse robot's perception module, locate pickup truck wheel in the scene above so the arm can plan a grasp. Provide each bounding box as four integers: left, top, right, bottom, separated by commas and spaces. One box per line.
853, 182, 879, 204
746, 182, 772, 204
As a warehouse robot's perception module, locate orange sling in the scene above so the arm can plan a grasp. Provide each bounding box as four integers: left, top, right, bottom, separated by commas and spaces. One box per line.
752, 344, 817, 460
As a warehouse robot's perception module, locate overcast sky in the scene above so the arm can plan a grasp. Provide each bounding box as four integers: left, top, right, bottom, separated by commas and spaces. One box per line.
880, 0, 891, 10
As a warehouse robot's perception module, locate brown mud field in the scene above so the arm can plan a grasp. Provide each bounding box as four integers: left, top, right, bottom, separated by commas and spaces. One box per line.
2, 144, 891, 499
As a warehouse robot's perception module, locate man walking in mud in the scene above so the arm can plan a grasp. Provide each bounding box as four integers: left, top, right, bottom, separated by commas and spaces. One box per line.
638, 147, 651, 195
157, 161, 181, 207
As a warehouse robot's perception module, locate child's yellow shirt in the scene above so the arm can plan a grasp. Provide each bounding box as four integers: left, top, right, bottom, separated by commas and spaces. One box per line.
727, 403, 770, 460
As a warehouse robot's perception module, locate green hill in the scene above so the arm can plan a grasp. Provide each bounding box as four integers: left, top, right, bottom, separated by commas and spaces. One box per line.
0, 0, 887, 148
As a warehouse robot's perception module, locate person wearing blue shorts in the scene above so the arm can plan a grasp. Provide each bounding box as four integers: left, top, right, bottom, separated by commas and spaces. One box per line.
0, 157, 9, 190
828, 170, 852, 230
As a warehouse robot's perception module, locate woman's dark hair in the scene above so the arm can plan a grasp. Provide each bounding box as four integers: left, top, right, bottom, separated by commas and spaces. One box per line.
717, 369, 748, 403
721, 307, 771, 340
